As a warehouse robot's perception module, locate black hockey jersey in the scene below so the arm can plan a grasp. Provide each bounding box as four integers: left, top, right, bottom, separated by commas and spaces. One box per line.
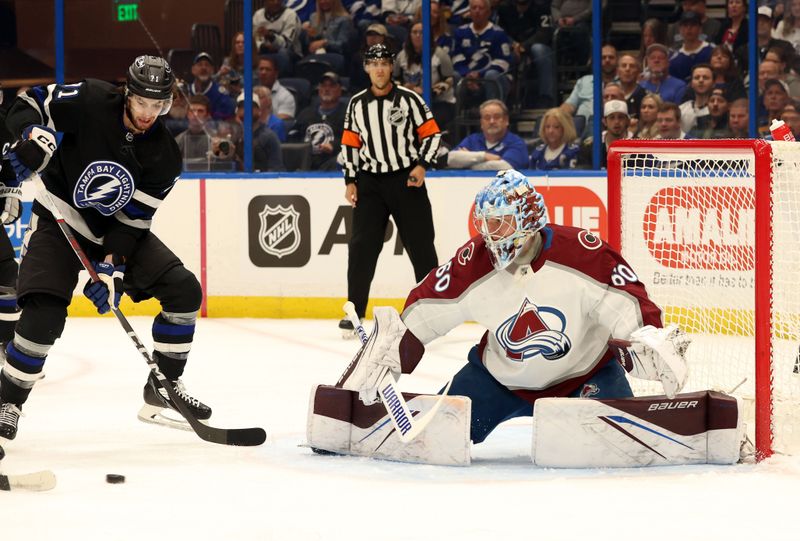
5, 79, 181, 259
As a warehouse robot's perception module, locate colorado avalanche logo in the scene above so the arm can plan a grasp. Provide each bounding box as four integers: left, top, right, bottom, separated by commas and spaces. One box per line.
258, 204, 301, 258
496, 298, 571, 362
74, 161, 134, 216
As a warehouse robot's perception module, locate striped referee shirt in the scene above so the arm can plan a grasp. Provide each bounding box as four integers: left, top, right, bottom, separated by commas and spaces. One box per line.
340, 84, 441, 184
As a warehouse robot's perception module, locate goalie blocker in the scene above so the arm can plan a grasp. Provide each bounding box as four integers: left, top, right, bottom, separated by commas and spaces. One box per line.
532, 391, 747, 467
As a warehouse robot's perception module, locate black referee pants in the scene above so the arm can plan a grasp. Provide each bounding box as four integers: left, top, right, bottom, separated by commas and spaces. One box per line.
348, 168, 438, 318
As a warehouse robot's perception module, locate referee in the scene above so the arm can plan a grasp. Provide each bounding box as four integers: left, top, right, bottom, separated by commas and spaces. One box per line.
339, 43, 441, 333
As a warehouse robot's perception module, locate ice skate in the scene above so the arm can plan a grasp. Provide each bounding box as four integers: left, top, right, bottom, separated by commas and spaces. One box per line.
0, 402, 22, 441
339, 318, 356, 339
137, 373, 211, 431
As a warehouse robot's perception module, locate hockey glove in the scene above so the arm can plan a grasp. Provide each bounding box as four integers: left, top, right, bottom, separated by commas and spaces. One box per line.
609, 324, 691, 399
340, 306, 406, 405
83, 261, 126, 315
8, 125, 58, 183
0, 183, 22, 225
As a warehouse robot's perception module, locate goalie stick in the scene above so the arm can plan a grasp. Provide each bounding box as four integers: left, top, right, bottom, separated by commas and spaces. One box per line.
30, 174, 266, 447
338, 302, 452, 443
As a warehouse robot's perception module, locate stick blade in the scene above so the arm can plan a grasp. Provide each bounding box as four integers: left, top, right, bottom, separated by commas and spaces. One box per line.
196, 425, 267, 446
0, 470, 57, 492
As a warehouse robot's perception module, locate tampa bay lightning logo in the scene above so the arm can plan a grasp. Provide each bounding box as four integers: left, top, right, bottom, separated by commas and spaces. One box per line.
74, 161, 135, 216
496, 298, 572, 362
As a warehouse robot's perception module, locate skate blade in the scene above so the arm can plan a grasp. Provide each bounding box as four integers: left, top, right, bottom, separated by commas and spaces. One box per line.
137, 403, 203, 432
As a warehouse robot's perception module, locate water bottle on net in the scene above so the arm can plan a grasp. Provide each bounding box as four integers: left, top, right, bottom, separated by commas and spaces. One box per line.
770, 118, 796, 142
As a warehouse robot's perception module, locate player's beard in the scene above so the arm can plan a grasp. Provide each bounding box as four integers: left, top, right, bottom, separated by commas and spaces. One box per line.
125, 105, 155, 133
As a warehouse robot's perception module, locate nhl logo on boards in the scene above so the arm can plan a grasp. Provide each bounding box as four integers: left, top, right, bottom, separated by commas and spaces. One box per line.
248, 195, 310, 267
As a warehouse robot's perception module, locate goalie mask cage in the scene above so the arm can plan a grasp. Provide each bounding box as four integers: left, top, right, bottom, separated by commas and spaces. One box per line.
608, 139, 800, 461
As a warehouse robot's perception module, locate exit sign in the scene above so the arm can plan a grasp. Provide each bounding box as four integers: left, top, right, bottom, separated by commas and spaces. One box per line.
114, 0, 140, 22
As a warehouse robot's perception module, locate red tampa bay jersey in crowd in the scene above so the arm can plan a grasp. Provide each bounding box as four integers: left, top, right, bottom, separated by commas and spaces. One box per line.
401, 224, 664, 403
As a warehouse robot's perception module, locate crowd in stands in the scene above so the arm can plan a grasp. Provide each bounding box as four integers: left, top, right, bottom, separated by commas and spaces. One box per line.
163, 0, 800, 173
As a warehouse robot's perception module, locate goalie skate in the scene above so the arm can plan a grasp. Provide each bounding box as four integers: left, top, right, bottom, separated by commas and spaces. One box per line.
137, 373, 212, 431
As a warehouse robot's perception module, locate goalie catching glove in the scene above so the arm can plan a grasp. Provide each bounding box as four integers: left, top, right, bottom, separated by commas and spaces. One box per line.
608, 324, 690, 399
339, 306, 424, 405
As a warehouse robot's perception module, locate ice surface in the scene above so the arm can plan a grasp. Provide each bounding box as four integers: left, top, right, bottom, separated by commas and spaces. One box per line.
1, 318, 798, 540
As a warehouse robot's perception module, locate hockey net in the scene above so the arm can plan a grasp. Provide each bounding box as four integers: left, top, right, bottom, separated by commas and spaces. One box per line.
608, 139, 800, 460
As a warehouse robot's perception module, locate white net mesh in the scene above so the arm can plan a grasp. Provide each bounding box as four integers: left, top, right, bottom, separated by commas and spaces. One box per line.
615, 141, 800, 455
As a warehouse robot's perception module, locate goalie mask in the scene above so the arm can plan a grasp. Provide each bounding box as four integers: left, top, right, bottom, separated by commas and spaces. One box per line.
473, 170, 548, 270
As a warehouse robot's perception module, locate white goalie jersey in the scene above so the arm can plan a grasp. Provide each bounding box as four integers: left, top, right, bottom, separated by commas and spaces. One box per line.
401, 225, 666, 402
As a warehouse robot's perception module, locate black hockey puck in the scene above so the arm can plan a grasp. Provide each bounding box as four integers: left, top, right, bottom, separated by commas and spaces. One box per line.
105, 474, 125, 484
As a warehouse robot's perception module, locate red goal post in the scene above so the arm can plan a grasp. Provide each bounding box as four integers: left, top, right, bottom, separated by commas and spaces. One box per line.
607, 139, 800, 461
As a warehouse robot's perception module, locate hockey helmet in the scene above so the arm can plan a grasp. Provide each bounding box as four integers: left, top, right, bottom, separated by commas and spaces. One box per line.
473, 170, 548, 270
364, 44, 395, 64
126, 55, 174, 115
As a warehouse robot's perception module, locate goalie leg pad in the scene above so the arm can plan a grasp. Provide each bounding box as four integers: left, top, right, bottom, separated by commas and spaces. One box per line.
307, 384, 472, 466
531, 391, 745, 467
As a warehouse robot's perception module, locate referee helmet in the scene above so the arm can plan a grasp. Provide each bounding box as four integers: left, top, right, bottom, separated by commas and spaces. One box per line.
364, 44, 395, 64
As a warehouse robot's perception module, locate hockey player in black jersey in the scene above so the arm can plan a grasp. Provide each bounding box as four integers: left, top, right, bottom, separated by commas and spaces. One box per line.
0, 56, 211, 441
0, 90, 22, 364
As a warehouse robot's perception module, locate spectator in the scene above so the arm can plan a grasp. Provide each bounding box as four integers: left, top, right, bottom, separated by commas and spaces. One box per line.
602, 82, 625, 103
656, 102, 691, 139
394, 21, 456, 136
253, 85, 288, 142
175, 95, 236, 170
759, 79, 792, 135
253, 0, 303, 74
344, 0, 382, 32
728, 97, 750, 137
256, 56, 297, 120
302, 0, 357, 63
580, 100, 633, 169
635, 92, 664, 139
758, 59, 782, 94
640, 18, 670, 74
616, 54, 647, 128
764, 45, 800, 97
738, 6, 793, 73
233, 93, 284, 171
293, 71, 347, 170
773, 0, 800, 54
679, 63, 714, 133
349, 23, 392, 91
559, 44, 618, 126
530, 108, 580, 170
382, 0, 419, 44
780, 102, 800, 139
709, 45, 746, 100
452, 0, 515, 99
188, 52, 236, 121
692, 84, 733, 138
641, 43, 688, 104
669, 10, 714, 83
716, 0, 748, 53
446, 99, 529, 170
551, 0, 593, 66
287, 0, 317, 23
218, 31, 246, 85
424, 0, 454, 53
668, 0, 721, 48
163, 82, 190, 136
498, 0, 556, 108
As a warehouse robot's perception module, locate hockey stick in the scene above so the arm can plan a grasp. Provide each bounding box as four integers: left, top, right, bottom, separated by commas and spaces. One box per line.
0, 470, 57, 492
0, 445, 56, 491
30, 173, 266, 446
340, 302, 452, 443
